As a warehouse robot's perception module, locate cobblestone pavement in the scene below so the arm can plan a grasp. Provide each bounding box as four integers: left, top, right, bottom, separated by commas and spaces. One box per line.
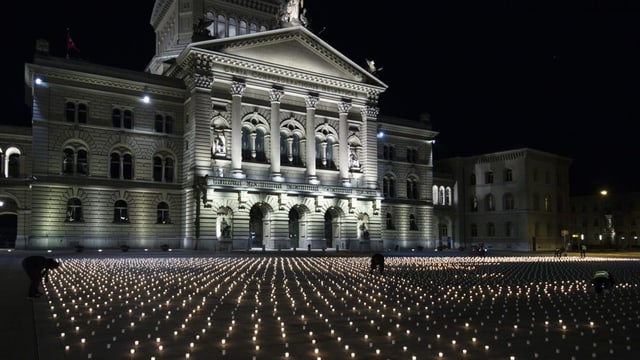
3, 249, 640, 360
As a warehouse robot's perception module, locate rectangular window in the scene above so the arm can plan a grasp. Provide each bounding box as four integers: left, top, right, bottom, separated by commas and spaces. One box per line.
485, 172, 494, 184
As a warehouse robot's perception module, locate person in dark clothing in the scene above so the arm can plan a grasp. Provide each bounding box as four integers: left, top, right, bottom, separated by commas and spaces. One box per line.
591, 269, 615, 295
370, 253, 384, 274
22, 256, 60, 298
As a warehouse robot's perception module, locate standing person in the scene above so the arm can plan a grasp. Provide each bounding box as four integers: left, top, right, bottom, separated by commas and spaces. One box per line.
370, 253, 384, 274
22, 256, 60, 298
580, 244, 587, 258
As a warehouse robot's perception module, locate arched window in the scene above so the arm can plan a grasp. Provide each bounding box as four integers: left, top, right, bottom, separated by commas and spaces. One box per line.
8, 153, 20, 178
113, 200, 129, 223
241, 128, 250, 160
432, 186, 439, 204
409, 214, 418, 230
63, 148, 89, 175
164, 158, 174, 182
153, 155, 175, 182
255, 128, 266, 161
471, 196, 478, 212
239, 20, 248, 35
445, 187, 452, 205
439, 186, 445, 204
228, 17, 237, 37
111, 109, 133, 129
63, 148, 74, 174
383, 174, 396, 198
386, 213, 395, 230
326, 138, 334, 167
76, 150, 88, 174
155, 114, 173, 133
485, 194, 495, 211
217, 15, 226, 37
157, 202, 170, 224
66, 198, 83, 222
407, 177, 419, 200
110, 151, 134, 180
110, 153, 121, 179
123, 154, 133, 179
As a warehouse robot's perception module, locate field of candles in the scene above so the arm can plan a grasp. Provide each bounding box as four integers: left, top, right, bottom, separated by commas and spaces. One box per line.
41, 254, 640, 359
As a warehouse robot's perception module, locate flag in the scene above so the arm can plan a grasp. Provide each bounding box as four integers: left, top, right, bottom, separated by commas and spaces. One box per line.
66, 28, 80, 58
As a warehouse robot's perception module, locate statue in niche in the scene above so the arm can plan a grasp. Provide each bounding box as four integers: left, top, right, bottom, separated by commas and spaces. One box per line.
349, 150, 360, 169
214, 135, 225, 154
221, 217, 232, 238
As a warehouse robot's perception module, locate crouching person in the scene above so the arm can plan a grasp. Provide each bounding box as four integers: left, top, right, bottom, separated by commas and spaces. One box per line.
370, 253, 384, 274
22, 256, 60, 298
591, 269, 615, 296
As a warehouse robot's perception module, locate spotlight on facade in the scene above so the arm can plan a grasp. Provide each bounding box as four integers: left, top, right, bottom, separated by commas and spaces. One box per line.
141, 86, 151, 103
376, 126, 384, 138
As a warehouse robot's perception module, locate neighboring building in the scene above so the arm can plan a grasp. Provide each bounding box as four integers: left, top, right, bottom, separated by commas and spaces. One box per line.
569, 192, 640, 250
437, 149, 572, 251
2, 0, 439, 251
376, 114, 437, 251
0, 126, 33, 248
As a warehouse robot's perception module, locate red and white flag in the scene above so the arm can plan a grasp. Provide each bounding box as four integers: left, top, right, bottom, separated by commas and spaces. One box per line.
66, 28, 80, 57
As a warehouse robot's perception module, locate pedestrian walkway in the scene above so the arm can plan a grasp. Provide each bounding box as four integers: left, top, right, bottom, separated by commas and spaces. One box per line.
2, 248, 640, 359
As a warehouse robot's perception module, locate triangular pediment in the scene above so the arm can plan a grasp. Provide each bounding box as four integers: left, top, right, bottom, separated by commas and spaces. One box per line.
190, 26, 386, 87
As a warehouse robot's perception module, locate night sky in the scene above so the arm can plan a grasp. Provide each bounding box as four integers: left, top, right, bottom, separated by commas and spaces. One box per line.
8, 0, 640, 195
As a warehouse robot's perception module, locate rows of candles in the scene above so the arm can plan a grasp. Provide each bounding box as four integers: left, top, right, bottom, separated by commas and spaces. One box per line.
40, 254, 640, 359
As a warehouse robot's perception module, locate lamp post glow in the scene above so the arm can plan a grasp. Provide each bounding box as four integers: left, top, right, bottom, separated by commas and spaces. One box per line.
599, 189, 615, 247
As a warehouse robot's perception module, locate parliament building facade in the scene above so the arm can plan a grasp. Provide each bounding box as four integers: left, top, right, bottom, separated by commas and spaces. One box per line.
2, 0, 441, 252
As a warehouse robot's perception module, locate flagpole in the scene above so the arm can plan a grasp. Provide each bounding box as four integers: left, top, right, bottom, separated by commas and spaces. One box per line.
66, 28, 70, 59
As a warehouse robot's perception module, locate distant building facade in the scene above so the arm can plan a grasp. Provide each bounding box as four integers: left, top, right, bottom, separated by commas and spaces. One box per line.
437, 149, 573, 251
569, 192, 640, 250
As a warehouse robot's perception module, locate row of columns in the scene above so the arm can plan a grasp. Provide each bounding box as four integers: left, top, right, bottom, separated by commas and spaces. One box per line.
227, 81, 368, 185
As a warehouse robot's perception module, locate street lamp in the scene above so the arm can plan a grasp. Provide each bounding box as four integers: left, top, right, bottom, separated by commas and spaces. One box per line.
599, 189, 615, 248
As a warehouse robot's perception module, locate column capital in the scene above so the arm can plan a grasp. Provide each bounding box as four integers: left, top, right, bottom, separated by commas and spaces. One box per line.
361, 106, 379, 119
270, 88, 285, 102
337, 101, 352, 115
305, 95, 319, 109
185, 73, 213, 91
230, 81, 246, 96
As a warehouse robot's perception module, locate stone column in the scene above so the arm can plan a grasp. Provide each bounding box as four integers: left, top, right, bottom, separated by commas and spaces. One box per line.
230, 81, 246, 178
305, 95, 319, 184
270, 88, 284, 181
361, 105, 380, 189
338, 101, 352, 185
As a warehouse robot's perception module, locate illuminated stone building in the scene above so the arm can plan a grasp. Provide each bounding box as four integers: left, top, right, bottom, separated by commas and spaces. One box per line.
437, 149, 572, 251
3, 0, 439, 251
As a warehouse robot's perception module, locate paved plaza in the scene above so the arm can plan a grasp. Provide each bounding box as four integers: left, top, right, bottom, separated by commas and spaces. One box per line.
2, 249, 640, 360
